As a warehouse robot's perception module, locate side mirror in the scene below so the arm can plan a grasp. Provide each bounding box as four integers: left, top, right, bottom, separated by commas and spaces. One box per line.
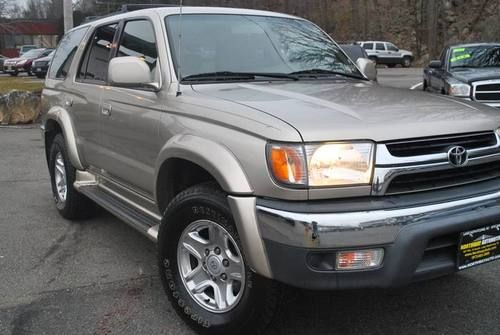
356, 58, 377, 81
429, 60, 442, 69
108, 56, 156, 90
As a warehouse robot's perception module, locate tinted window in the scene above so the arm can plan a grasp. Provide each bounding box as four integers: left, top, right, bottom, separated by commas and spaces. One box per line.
117, 20, 158, 71
376, 43, 385, 51
440, 48, 447, 65
78, 23, 118, 82
49, 27, 88, 79
387, 43, 398, 51
340, 45, 365, 61
41, 49, 54, 57
363, 43, 373, 50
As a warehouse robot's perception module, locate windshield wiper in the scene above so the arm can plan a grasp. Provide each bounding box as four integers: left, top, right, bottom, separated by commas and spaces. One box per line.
289, 69, 365, 80
181, 71, 298, 82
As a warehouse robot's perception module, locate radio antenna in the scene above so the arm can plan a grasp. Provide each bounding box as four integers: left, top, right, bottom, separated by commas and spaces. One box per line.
176, 0, 183, 97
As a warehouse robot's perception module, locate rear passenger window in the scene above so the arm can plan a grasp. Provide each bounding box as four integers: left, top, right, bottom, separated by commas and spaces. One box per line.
78, 23, 118, 83
48, 26, 88, 79
376, 43, 385, 51
116, 20, 158, 71
363, 43, 373, 50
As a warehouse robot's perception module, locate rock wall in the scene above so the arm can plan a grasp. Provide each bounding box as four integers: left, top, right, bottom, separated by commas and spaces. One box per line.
0, 91, 41, 125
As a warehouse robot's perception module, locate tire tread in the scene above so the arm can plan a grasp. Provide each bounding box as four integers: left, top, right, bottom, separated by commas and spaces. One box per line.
159, 182, 281, 335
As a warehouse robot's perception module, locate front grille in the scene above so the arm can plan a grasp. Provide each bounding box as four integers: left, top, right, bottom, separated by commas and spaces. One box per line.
385, 132, 497, 157
386, 160, 500, 195
476, 92, 500, 101
474, 82, 500, 102
476, 83, 500, 91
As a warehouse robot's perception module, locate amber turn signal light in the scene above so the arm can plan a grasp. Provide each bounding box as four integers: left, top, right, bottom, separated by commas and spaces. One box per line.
268, 144, 307, 186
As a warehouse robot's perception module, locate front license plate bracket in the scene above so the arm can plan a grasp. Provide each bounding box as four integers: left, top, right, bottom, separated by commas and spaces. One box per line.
458, 223, 500, 270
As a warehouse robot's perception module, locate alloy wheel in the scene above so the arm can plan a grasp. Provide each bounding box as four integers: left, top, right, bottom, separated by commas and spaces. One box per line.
177, 219, 245, 313
54, 152, 67, 202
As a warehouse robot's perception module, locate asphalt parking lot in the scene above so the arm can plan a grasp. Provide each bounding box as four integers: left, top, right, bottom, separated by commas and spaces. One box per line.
377, 67, 423, 89
1, 68, 499, 335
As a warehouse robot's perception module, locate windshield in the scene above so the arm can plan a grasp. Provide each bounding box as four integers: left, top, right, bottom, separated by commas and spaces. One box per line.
165, 14, 362, 81
449, 45, 500, 69
20, 49, 44, 59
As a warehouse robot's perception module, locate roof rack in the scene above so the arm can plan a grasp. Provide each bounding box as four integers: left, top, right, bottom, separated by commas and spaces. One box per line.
83, 4, 181, 23
119, 4, 180, 12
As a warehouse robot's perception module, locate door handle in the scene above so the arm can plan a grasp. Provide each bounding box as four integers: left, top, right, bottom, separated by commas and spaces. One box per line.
101, 103, 112, 117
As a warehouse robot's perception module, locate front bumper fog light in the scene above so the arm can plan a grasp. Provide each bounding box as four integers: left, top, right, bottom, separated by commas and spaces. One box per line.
336, 249, 384, 271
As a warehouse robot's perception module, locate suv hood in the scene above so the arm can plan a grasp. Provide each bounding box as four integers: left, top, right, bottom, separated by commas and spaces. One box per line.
193, 80, 500, 142
451, 68, 500, 84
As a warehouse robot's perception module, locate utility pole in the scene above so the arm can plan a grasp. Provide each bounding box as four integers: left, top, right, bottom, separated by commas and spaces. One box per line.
63, 0, 73, 32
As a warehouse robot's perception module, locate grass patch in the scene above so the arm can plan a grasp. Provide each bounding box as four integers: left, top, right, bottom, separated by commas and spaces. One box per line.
0, 76, 44, 94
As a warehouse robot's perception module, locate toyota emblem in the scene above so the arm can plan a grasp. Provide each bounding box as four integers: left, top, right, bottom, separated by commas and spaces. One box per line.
448, 146, 468, 167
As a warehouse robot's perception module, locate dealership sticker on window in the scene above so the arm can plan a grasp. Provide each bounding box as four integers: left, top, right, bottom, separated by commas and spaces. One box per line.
452, 47, 466, 53
451, 54, 471, 62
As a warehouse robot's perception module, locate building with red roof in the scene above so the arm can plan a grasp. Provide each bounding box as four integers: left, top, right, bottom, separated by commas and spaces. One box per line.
0, 20, 61, 57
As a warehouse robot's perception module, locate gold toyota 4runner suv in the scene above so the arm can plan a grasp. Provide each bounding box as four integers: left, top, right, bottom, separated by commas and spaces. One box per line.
41, 5, 500, 335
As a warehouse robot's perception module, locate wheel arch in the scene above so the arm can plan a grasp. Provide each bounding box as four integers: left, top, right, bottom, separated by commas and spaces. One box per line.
43, 106, 84, 170
155, 135, 253, 214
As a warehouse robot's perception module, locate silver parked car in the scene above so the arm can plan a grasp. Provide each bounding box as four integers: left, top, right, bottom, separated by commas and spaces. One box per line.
42, 6, 500, 335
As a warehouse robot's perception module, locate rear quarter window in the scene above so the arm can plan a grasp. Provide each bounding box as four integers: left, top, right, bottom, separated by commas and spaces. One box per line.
48, 26, 89, 80
363, 43, 373, 50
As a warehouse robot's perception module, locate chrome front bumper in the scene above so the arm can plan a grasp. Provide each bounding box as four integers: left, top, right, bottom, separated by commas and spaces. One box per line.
256, 189, 500, 249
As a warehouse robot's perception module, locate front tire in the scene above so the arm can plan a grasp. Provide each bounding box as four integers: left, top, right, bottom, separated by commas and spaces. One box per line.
158, 183, 280, 335
403, 56, 412, 68
48, 134, 95, 220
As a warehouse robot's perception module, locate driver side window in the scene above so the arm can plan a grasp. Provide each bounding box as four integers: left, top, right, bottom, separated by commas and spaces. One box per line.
115, 19, 159, 82
440, 49, 447, 68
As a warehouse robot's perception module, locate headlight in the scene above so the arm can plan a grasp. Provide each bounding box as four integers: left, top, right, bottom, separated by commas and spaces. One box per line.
306, 142, 374, 186
267, 142, 374, 187
17, 60, 27, 66
448, 83, 471, 97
